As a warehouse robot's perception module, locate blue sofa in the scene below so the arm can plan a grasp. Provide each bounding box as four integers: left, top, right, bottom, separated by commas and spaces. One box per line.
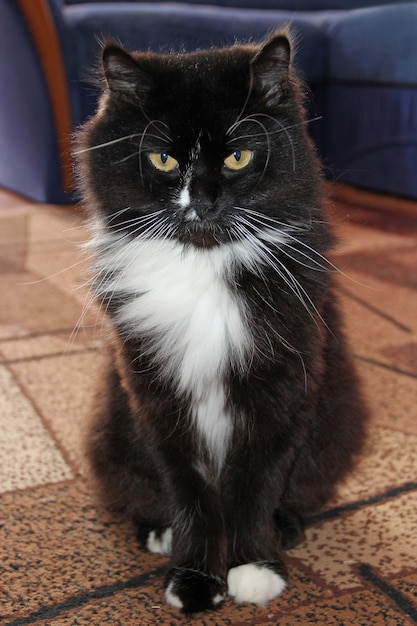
1, 0, 416, 203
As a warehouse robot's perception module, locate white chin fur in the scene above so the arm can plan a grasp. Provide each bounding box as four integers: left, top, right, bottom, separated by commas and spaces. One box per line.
92, 235, 254, 471
227, 563, 287, 605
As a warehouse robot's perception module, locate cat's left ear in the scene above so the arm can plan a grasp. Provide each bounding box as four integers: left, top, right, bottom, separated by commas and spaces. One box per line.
251, 32, 291, 103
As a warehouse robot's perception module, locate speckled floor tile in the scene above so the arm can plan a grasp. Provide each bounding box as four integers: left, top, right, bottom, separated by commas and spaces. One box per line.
0, 328, 103, 363
355, 360, 417, 436
0, 271, 85, 335
270, 587, 416, 626
0, 365, 73, 493
336, 275, 417, 359
8, 350, 106, 473
330, 426, 417, 505
290, 490, 417, 591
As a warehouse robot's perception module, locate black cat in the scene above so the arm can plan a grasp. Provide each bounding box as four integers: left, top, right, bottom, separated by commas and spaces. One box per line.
76, 29, 367, 614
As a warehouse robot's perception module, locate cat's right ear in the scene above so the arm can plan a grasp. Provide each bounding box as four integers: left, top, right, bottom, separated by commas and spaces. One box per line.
102, 45, 153, 101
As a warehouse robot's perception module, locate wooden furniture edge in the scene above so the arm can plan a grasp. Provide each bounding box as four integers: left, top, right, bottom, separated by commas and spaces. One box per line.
17, 0, 74, 193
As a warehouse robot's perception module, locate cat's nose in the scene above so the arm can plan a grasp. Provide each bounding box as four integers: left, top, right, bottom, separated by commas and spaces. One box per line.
189, 183, 219, 218
183, 204, 216, 221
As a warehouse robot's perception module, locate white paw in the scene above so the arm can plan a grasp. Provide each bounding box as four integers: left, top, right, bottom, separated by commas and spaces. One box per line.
165, 581, 184, 609
146, 527, 173, 555
227, 562, 287, 605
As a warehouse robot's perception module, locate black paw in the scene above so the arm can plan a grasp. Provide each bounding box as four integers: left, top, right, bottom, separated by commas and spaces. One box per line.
165, 567, 226, 613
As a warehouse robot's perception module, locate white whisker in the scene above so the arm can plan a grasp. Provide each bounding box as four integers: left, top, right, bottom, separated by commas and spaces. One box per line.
74, 133, 142, 154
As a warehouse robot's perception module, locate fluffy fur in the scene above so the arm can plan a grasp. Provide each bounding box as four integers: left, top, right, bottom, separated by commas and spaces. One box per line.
77, 29, 367, 614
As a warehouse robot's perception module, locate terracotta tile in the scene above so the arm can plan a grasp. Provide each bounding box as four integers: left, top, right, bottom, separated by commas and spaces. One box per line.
290, 491, 417, 591
26, 207, 84, 244
0, 213, 28, 273
25, 247, 91, 299
0, 365, 73, 493
0, 481, 162, 619
270, 587, 416, 625
329, 426, 417, 506
379, 342, 417, 376
9, 350, 106, 472
0, 330, 103, 362
0, 212, 28, 245
335, 241, 417, 292
0, 323, 28, 341
356, 360, 417, 436
332, 218, 417, 258
326, 428, 417, 509
336, 276, 417, 362
0, 271, 90, 336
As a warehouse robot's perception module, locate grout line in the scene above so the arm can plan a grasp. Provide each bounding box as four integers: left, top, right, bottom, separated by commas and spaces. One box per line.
0, 327, 100, 342
0, 344, 100, 366
337, 285, 413, 333
2, 362, 81, 477
359, 563, 417, 623
306, 481, 417, 526
3, 566, 168, 626
355, 355, 417, 380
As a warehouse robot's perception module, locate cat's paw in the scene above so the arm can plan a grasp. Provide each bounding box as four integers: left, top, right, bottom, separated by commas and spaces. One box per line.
146, 526, 173, 555
227, 561, 287, 605
165, 567, 226, 613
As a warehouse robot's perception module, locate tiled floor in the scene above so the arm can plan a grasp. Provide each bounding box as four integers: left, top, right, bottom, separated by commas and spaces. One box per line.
1, 186, 417, 625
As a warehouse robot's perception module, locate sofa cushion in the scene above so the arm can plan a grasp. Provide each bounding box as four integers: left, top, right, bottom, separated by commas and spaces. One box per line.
324, 83, 417, 198
326, 3, 417, 85
62, 0, 414, 8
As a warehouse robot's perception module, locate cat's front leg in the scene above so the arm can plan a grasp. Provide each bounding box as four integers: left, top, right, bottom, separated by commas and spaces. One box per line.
163, 474, 228, 613
223, 452, 290, 606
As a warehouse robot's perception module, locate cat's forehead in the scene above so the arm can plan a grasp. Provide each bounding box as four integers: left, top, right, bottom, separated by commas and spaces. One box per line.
147, 48, 253, 136
162, 56, 247, 100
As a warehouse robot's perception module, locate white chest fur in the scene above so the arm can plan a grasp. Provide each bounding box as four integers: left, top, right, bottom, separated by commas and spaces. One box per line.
93, 234, 253, 470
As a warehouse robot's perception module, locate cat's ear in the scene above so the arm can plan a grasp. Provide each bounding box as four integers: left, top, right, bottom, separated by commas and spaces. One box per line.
102, 44, 153, 101
251, 32, 291, 103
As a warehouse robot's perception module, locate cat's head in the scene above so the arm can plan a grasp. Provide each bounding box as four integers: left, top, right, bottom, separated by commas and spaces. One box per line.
77, 30, 322, 249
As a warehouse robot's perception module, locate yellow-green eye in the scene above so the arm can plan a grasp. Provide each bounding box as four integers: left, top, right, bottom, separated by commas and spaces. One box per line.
149, 152, 179, 172
224, 149, 253, 171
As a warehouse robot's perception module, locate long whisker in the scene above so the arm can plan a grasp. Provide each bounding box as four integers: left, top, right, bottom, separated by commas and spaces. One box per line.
74, 133, 142, 154
236, 207, 341, 273
233, 216, 327, 330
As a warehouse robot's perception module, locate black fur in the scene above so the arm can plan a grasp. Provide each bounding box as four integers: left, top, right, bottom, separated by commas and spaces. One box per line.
77, 30, 367, 613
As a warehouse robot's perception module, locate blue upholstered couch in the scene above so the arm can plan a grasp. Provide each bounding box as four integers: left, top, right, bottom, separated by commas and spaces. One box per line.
1, 0, 416, 203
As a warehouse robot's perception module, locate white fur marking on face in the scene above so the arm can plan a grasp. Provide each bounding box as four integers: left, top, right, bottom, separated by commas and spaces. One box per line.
227, 563, 287, 605
146, 527, 173, 555
92, 233, 254, 471
177, 185, 191, 209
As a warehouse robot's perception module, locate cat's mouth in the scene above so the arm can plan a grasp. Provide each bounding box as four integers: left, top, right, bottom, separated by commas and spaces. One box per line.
176, 215, 230, 249
178, 224, 222, 248
177, 221, 225, 249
